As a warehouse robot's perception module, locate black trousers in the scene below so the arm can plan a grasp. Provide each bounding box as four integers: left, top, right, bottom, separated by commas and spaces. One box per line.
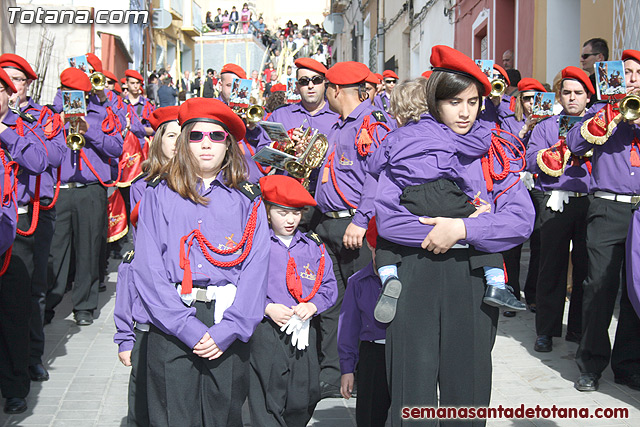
576, 197, 640, 376
146, 301, 249, 427
523, 188, 544, 305
502, 244, 522, 298
0, 213, 34, 399
386, 247, 498, 427
46, 185, 107, 314
314, 216, 372, 387
535, 195, 588, 337
248, 319, 319, 427
356, 341, 390, 427
128, 328, 149, 427
30, 205, 55, 365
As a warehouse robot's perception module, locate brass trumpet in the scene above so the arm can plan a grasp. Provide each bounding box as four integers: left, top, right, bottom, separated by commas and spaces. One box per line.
283, 129, 329, 188
490, 78, 506, 97
90, 72, 106, 91
619, 94, 640, 121
66, 119, 85, 150
234, 104, 265, 124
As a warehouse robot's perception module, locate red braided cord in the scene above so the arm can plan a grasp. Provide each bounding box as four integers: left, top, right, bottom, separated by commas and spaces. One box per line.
142, 101, 154, 121
1, 150, 17, 276
0, 246, 11, 276
286, 245, 326, 303
78, 150, 121, 188
40, 167, 61, 211
16, 175, 41, 236
102, 106, 122, 135
327, 151, 357, 210
355, 117, 390, 157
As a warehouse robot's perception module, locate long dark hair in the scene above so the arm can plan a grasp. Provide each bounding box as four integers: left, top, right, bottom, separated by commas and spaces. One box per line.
163, 122, 247, 205
426, 71, 484, 124
142, 121, 175, 181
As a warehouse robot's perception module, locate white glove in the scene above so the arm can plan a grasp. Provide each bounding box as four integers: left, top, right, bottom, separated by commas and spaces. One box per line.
176, 284, 195, 306
520, 171, 535, 191
546, 190, 570, 212
213, 284, 237, 324
280, 315, 310, 350
296, 318, 310, 350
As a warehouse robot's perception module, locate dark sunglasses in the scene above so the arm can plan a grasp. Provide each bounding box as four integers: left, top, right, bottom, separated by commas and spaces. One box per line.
522, 95, 534, 102
581, 53, 599, 60
297, 76, 324, 86
189, 130, 228, 143
384, 79, 397, 84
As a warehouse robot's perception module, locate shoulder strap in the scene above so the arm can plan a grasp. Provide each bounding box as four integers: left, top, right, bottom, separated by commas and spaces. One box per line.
238, 181, 261, 200
132, 172, 149, 184
371, 110, 387, 123
306, 231, 323, 246
122, 250, 135, 264
146, 174, 165, 188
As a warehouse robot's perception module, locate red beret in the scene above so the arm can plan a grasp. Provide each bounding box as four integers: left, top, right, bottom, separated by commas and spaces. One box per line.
0, 68, 17, 93
493, 64, 510, 86
374, 73, 383, 81
259, 175, 316, 209
430, 45, 491, 96
114, 82, 122, 93
120, 77, 126, 85
220, 63, 247, 79
60, 68, 91, 92
149, 106, 179, 131
294, 58, 327, 75
325, 61, 370, 85
517, 77, 546, 93
178, 98, 246, 142
561, 66, 595, 95
102, 70, 117, 82
0, 53, 37, 80
382, 70, 399, 80
86, 53, 102, 73
366, 217, 378, 249
271, 83, 286, 93
421, 70, 433, 79
365, 71, 380, 85
622, 49, 640, 64
125, 69, 144, 83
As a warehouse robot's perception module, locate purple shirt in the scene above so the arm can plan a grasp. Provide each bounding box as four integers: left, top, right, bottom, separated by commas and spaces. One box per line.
123, 95, 154, 148
314, 101, 391, 228
113, 254, 150, 353
480, 96, 513, 125
337, 262, 386, 374
526, 114, 591, 193
627, 207, 640, 317
566, 102, 640, 195
375, 116, 534, 252
1, 160, 17, 254
53, 90, 124, 184
132, 177, 270, 351
1, 108, 49, 205
265, 229, 337, 315
128, 174, 149, 245
373, 92, 391, 113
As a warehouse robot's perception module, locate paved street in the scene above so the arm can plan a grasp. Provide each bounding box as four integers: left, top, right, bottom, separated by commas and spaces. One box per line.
2, 244, 640, 426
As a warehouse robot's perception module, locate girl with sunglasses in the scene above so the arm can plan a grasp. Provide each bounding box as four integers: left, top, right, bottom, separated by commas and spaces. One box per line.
131, 98, 269, 426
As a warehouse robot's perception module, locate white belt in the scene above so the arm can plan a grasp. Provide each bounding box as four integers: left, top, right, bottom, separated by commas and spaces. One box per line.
373, 339, 386, 344
594, 191, 640, 204
59, 182, 86, 189
134, 322, 150, 332
450, 243, 470, 249
544, 191, 587, 197
325, 209, 356, 219
17, 205, 29, 215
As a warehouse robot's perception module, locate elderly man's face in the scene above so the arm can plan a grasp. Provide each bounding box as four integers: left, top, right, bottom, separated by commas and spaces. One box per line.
502, 50, 514, 69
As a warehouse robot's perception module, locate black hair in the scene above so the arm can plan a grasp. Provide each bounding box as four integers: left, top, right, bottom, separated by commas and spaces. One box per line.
506, 69, 521, 86
426, 71, 483, 123
583, 38, 609, 61
207, 68, 214, 74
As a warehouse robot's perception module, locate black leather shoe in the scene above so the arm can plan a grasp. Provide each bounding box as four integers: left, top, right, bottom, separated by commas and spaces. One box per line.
98, 282, 107, 292
29, 364, 49, 382
4, 397, 27, 414
503, 310, 516, 317
483, 286, 526, 310
319, 381, 342, 399
574, 373, 600, 392
527, 303, 537, 313
44, 309, 54, 325
534, 335, 552, 352
565, 331, 582, 343
74, 310, 93, 326
614, 373, 640, 391
374, 277, 402, 323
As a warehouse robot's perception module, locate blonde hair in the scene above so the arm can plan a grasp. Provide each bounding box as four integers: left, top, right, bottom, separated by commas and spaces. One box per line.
389, 78, 429, 126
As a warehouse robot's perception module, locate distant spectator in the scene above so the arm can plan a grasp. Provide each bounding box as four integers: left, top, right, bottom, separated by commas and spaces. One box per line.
240, 3, 251, 34
192, 69, 202, 96
264, 62, 275, 83
312, 46, 327, 67
147, 73, 159, 105
293, 32, 305, 51
302, 19, 314, 38
206, 11, 215, 31
264, 71, 279, 96
157, 77, 178, 107
222, 10, 230, 34
214, 8, 222, 31
253, 16, 266, 38
264, 90, 286, 112
284, 20, 293, 37
581, 37, 608, 106
203, 68, 215, 98
230, 6, 239, 33
280, 66, 294, 84
250, 69, 264, 101
502, 49, 514, 69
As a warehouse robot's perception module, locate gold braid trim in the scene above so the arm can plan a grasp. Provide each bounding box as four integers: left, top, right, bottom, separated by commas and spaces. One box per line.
536, 148, 571, 177
580, 113, 622, 145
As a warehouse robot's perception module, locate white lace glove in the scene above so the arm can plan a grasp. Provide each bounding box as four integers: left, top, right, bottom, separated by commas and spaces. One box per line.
546, 190, 570, 212
520, 171, 535, 191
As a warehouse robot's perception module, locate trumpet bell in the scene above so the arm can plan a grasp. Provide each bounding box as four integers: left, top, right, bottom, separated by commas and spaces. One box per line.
619, 94, 640, 121
66, 132, 85, 150
90, 72, 106, 91
246, 105, 265, 124
490, 79, 506, 97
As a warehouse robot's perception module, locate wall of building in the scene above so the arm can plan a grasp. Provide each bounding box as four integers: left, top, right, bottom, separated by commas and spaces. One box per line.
545, 0, 580, 84
580, 0, 614, 57
409, 0, 455, 78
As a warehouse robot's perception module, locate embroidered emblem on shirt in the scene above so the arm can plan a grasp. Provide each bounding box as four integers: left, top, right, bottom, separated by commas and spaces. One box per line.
218, 233, 239, 250
471, 191, 490, 207
339, 153, 353, 166
300, 263, 316, 280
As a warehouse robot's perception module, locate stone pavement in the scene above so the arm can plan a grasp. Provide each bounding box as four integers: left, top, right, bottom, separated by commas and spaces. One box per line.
2, 245, 640, 426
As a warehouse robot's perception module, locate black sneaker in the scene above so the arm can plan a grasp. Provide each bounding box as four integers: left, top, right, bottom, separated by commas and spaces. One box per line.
374, 276, 402, 323
534, 335, 552, 352
483, 286, 526, 310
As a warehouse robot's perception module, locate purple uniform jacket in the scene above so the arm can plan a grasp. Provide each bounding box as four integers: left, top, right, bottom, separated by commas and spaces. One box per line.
265, 229, 337, 315
337, 262, 386, 375
128, 174, 149, 245
132, 177, 270, 351
373, 92, 390, 113
627, 207, 640, 317
314, 101, 391, 228
123, 95, 154, 148
106, 90, 128, 130
375, 116, 534, 252
1, 108, 49, 205
526, 114, 591, 193
1, 158, 17, 254
53, 90, 124, 184
480, 95, 513, 125
566, 101, 640, 195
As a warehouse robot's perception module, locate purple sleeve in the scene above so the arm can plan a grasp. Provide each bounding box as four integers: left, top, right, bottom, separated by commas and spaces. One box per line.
84, 113, 124, 159
352, 173, 377, 228
132, 188, 210, 349
338, 277, 361, 374
113, 261, 136, 353
0, 127, 48, 174
310, 245, 337, 314
525, 119, 549, 174
565, 104, 601, 156
0, 166, 17, 255
44, 126, 67, 169
626, 208, 640, 317
208, 199, 270, 351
